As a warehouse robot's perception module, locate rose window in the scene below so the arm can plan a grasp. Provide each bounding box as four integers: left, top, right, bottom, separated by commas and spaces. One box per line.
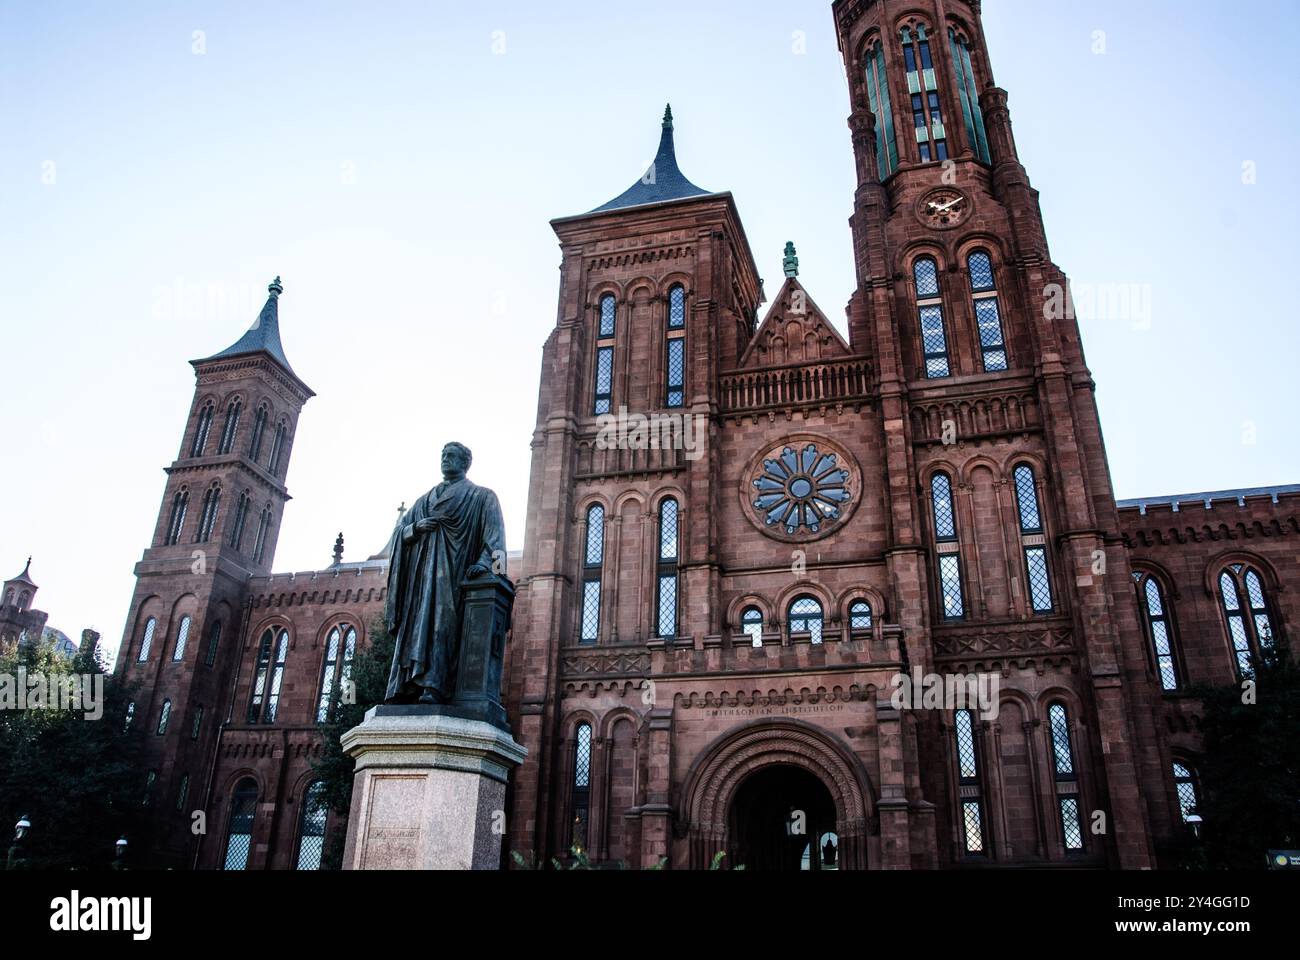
751, 444, 853, 536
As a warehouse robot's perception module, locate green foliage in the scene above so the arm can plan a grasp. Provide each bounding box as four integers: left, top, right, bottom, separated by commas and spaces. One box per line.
1185, 642, 1300, 869
310, 618, 395, 869
0, 638, 150, 869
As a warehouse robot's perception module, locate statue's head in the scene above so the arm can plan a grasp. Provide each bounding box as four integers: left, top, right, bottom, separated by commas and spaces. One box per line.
441, 442, 472, 479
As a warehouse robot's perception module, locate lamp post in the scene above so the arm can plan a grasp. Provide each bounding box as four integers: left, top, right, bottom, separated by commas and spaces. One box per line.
7, 815, 31, 870
113, 835, 128, 871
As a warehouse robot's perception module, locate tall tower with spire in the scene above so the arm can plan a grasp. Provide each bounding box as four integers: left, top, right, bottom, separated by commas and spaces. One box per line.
0, 558, 48, 648
116, 278, 313, 866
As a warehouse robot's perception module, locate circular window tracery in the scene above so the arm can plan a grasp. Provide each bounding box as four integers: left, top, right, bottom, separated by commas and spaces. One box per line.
744, 440, 858, 542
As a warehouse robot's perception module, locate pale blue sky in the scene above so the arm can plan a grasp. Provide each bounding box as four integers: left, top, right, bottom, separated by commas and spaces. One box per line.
1, 0, 1297, 653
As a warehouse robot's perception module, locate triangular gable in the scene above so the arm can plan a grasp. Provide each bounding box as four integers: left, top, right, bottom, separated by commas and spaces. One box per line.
737, 277, 853, 369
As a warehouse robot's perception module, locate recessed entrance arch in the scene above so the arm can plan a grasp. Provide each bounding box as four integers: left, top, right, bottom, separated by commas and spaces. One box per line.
678, 718, 874, 870
729, 765, 839, 871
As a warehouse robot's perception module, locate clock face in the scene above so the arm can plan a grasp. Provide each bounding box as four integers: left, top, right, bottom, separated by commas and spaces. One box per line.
918, 189, 970, 228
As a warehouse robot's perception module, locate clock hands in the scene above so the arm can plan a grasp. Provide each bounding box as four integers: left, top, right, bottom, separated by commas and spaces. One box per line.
928, 195, 966, 215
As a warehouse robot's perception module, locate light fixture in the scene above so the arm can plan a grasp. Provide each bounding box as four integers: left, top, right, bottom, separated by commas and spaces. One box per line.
14, 815, 30, 841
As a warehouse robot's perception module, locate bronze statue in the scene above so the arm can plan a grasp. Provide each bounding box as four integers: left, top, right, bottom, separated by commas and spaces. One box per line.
384, 442, 506, 705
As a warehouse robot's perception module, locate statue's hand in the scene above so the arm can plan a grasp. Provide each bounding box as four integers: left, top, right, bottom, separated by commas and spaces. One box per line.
415, 518, 441, 535
467, 562, 490, 580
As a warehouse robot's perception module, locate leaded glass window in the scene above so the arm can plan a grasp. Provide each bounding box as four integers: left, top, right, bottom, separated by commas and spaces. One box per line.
599, 295, 617, 339
968, 252, 1008, 372
253, 506, 272, 564
295, 782, 328, 870
196, 484, 221, 542
656, 499, 679, 638
666, 337, 685, 409
229, 492, 250, 550
205, 620, 221, 668
218, 400, 241, 455
1219, 566, 1276, 677
931, 474, 957, 541
1059, 798, 1084, 851
1048, 703, 1075, 777
222, 779, 257, 871
248, 404, 268, 462
962, 800, 985, 854
1172, 762, 1199, 823
165, 489, 188, 545
954, 710, 985, 854
949, 29, 991, 164
900, 24, 947, 162
581, 505, 604, 645
316, 623, 358, 724
172, 615, 191, 661
156, 698, 171, 735
594, 346, 614, 416
914, 257, 951, 378
954, 710, 979, 780
268, 422, 288, 475
669, 285, 686, 329
1025, 547, 1054, 614
1137, 574, 1179, 691
1013, 465, 1042, 533
191, 402, 214, 457
248, 627, 289, 723
938, 554, 964, 620
864, 38, 898, 178
849, 600, 873, 634
175, 773, 190, 811
788, 596, 824, 645
136, 617, 157, 662
742, 606, 764, 648
571, 723, 592, 854
191, 705, 203, 740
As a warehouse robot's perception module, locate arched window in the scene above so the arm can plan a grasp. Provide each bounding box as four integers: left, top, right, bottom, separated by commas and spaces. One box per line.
666, 285, 687, 409
253, 505, 273, 564
171, 615, 192, 662
948, 28, 990, 163
968, 251, 1008, 372
742, 606, 764, 648
316, 623, 358, 723
788, 596, 824, 645
222, 779, 258, 870
175, 773, 190, 811
165, 488, 189, 545
1172, 762, 1200, 823
864, 37, 898, 177
190, 402, 215, 457
656, 499, 679, 639
849, 600, 873, 636
571, 722, 593, 854
900, 24, 947, 162
1219, 565, 1277, 677
143, 770, 157, 806
195, 484, 221, 543
580, 505, 604, 645
217, 399, 242, 455
136, 617, 157, 662
1013, 465, 1053, 614
1047, 703, 1084, 852
156, 698, 172, 735
594, 295, 617, 416
204, 619, 221, 668
18, 591, 30, 611
1134, 572, 1180, 691
191, 705, 203, 740
914, 258, 950, 379
228, 492, 251, 550
953, 709, 986, 855
267, 421, 288, 476
248, 627, 289, 724
295, 781, 329, 870
247, 404, 269, 462
931, 473, 965, 620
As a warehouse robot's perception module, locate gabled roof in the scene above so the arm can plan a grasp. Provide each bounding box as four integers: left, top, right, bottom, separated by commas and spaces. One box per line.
588, 105, 716, 215
196, 278, 307, 390
737, 271, 853, 370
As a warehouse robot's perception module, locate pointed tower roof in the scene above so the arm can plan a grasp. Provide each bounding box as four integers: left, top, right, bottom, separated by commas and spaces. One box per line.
6, 557, 36, 588
589, 105, 714, 214
199, 277, 300, 378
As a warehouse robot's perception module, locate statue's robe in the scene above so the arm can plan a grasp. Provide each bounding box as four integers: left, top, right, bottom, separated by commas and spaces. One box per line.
384, 477, 505, 703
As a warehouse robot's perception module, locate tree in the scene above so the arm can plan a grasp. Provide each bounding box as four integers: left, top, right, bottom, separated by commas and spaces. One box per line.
310, 617, 395, 869
1187, 638, 1300, 869
0, 636, 150, 869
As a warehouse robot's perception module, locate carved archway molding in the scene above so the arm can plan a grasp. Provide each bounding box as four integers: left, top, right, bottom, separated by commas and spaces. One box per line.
678, 718, 876, 870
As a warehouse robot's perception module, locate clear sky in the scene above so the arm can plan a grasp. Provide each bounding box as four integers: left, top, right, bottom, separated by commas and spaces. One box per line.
2, 0, 1297, 658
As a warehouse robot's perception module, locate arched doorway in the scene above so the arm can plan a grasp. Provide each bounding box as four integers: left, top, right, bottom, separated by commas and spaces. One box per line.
729, 765, 840, 871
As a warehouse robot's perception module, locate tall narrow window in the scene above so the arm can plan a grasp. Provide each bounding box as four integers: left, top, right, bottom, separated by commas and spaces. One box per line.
864, 38, 899, 177
175, 773, 190, 811
136, 617, 157, 662
223, 779, 257, 870
196, 484, 221, 542
571, 723, 592, 854
1135, 573, 1179, 691
218, 400, 242, 455
1219, 565, 1277, 677
666, 285, 687, 409
580, 505, 604, 645
296, 782, 328, 870
949, 29, 990, 163
143, 770, 157, 806
593, 295, 616, 416
1172, 762, 1200, 824
124, 700, 136, 730
788, 596, 824, 645
205, 619, 221, 668
968, 251, 1008, 372
931, 473, 965, 620
656, 499, 679, 639
1013, 465, 1053, 614
229, 492, 251, 550
165, 489, 188, 545
1048, 702, 1084, 852
247, 404, 268, 462
267, 421, 288, 475
191, 705, 203, 740
316, 623, 358, 723
156, 698, 172, 735
171, 615, 191, 662
742, 606, 764, 648
914, 258, 950, 379
253, 506, 273, 564
953, 709, 986, 855
248, 627, 289, 724
901, 25, 947, 162
190, 402, 215, 457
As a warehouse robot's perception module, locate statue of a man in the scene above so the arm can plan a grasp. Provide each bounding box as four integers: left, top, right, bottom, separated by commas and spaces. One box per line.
384, 442, 506, 705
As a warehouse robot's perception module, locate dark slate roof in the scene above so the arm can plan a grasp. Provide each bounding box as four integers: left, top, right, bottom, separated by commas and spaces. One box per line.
199, 278, 300, 379
589, 105, 714, 214
6, 557, 35, 588
1117, 484, 1300, 514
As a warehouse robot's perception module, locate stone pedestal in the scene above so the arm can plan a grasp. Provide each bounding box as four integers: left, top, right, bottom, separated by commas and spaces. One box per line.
341, 712, 527, 871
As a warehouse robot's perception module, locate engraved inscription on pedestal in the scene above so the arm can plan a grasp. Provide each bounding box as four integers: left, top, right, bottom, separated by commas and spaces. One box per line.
359, 775, 427, 870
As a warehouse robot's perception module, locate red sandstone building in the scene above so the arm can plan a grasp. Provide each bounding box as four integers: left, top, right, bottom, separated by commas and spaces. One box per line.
114, 0, 1297, 871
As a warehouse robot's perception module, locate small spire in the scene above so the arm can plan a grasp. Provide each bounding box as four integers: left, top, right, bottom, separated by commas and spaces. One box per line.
332, 532, 344, 566
267, 276, 283, 299
663, 103, 674, 128
783, 242, 799, 279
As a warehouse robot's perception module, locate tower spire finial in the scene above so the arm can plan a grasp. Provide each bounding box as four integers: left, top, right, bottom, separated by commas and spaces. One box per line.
268, 276, 283, 299
783, 242, 799, 279
663, 103, 673, 128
